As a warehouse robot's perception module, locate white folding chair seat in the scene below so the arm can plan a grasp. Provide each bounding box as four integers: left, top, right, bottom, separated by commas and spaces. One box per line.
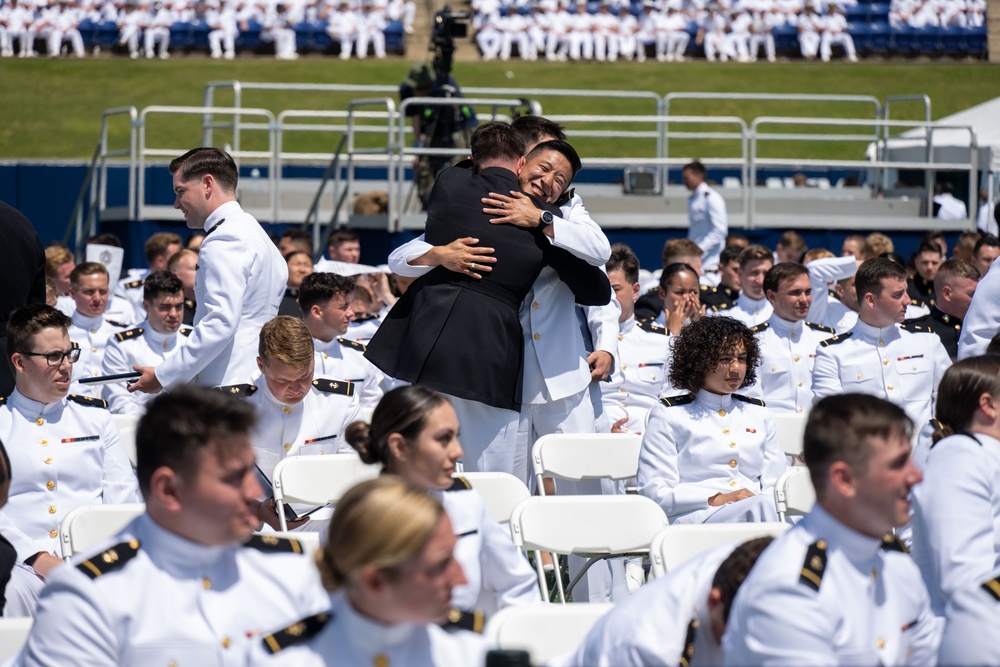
455, 472, 530, 525
773, 412, 807, 460
648, 522, 790, 579
509, 495, 667, 602
0, 618, 33, 662
531, 433, 643, 495
112, 413, 140, 469
485, 602, 614, 664
774, 467, 816, 522
60, 503, 146, 559
272, 453, 379, 531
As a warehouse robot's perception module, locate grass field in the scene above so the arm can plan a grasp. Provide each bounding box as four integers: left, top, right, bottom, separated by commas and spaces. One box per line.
2, 57, 998, 161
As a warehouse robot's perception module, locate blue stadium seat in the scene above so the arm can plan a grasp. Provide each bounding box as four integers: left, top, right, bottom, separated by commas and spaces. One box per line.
772, 24, 798, 54
846, 22, 868, 53
890, 25, 914, 53
916, 26, 939, 53
962, 25, 987, 55
867, 3, 890, 23
939, 25, 963, 54
865, 22, 889, 52
384, 20, 406, 54
845, 5, 867, 23
79, 20, 119, 50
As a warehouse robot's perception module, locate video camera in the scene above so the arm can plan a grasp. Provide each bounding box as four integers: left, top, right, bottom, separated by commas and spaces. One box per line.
430, 6, 470, 82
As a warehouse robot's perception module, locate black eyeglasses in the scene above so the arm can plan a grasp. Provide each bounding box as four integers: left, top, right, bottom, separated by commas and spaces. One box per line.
23, 348, 81, 366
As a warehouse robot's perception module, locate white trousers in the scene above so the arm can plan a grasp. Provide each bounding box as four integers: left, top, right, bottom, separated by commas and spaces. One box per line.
446, 393, 520, 477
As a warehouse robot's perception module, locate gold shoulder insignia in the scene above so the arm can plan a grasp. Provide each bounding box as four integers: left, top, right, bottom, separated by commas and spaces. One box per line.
71, 341, 80, 350
67, 394, 109, 409
805, 322, 835, 334
77, 539, 140, 579
179, 327, 193, 337
733, 394, 765, 407
441, 608, 485, 634
115, 327, 144, 342
799, 539, 827, 592
105, 320, 129, 329
711, 302, 731, 312
336, 337, 367, 352
261, 612, 332, 655
213, 384, 258, 397
680, 619, 698, 667
0, 396, 6, 405
880, 533, 908, 554
820, 332, 853, 347
245, 534, 306, 555
636, 320, 669, 335
660, 394, 696, 408
124, 279, 145, 290
981, 577, 1000, 602
447, 476, 472, 492
312, 378, 355, 397
899, 322, 931, 333
751, 322, 769, 333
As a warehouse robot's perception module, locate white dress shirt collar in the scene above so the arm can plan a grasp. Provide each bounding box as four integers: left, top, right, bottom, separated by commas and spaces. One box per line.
203, 200, 242, 232
767, 313, 804, 336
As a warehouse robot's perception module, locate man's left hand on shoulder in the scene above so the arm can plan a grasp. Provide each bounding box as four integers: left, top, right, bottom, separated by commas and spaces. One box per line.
588, 350, 614, 381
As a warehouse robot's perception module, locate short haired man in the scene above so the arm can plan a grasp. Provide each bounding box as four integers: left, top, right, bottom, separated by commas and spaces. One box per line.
723, 394, 940, 665
101, 271, 192, 415
12, 386, 330, 665
298, 272, 384, 410
115, 232, 182, 315
66, 262, 129, 396
909, 259, 979, 360
602, 244, 673, 435
812, 257, 952, 429
167, 247, 198, 325
242, 316, 361, 531
953, 230, 980, 262
820, 262, 862, 333
717, 245, 773, 327
130, 147, 288, 394
569, 537, 773, 666
775, 230, 807, 264
0, 304, 138, 587
278, 228, 313, 257
700, 245, 741, 310
746, 263, 835, 414
907, 239, 943, 309
683, 160, 728, 275
841, 234, 865, 260
972, 232, 1000, 277
314, 229, 361, 274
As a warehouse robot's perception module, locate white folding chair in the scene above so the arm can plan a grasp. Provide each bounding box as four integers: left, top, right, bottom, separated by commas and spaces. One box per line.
509, 495, 667, 603
774, 467, 816, 522
112, 413, 140, 469
254, 530, 322, 556
59, 503, 146, 559
648, 522, 790, 579
531, 433, 643, 495
773, 412, 807, 460
272, 453, 379, 531
485, 602, 614, 665
455, 472, 530, 525
0, 617, 33, 662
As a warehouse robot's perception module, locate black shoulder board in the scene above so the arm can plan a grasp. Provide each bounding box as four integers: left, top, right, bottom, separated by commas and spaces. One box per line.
805, 322, 835, 334
105, 319, 129, 329
442, 608, 485, 634
680, 619, 698, 667
68, 394, 109, 409
245, 534, 306, 555
711, 302, 731, 312
981, 577, 1000, 602
733, 394, 765, 407
353, 313, 380, 323
214, 384, 258, 397
820, 332, 853, 347
312, 378, 355, 397
261, 612, 332, 655
205, 218, 225, 236
660, 394, 696, 408
751, 322, 770, 334
636, 320, 669, 335
179, 327, 193, 337
700, 285, 714, 293
0, 396, 6, 405
336, 337, 367, 352
124, 279, 145, 290
77, 539, 140, 579
447, 476, 472, 492
799, 539, 827, 592
555, 187, 575, 208
71, 341, 80, 350
899, 322, 931, 334
115, 327, 144, 342
880, 533, 908, 554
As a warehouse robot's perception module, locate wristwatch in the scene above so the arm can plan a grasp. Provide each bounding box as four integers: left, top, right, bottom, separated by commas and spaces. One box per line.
538, 210, 554, 229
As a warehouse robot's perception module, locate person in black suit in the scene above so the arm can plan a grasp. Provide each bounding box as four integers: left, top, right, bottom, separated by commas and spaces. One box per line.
0, 201, 47, 397
365, 122, 610, 475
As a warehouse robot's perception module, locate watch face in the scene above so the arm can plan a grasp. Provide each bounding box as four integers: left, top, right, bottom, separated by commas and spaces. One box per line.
541, 211, 554, 225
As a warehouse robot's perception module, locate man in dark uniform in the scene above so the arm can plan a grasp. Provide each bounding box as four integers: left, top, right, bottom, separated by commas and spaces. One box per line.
910, 258, 980, 360
699, 244, 741, 311
365, 122, 609, 475
907, 239, 943, 309
0, 201, 47, 397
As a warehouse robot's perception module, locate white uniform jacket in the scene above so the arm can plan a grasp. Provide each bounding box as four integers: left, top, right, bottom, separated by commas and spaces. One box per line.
14, 514, 330, 667
0, 390, 139, 561
938, 569, 1000, 666
637, 390, 787, 523
312, 336, 384, 410
101, 322, 192, 415
155, 201, 288, 388
958, 255, 1000, 359
715, 293, 772, 327
686, 182, 728, 271
68, 311, 128, 396
723, 505, 942, 666
601, 317, 673, 435
745, 315, 835, 414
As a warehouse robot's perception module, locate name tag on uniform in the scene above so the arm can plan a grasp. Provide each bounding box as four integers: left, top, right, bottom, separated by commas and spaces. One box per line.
303, 434, 338, 445
61, 435, 100, 443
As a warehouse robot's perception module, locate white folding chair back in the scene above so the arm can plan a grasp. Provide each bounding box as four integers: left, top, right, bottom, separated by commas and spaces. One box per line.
456, 472, 530, 525
272, 453, 379, 531
774, 467, 816, 522
0, 618, 33, 662
509, 495, 667, 602
60, 503, 146, 559
485, 603, 614, 664
254, 530, 322, 556
112, 413, 140, 468
648, 522, 790, 579
531, 433, 642, 495
773, 412, 807, 460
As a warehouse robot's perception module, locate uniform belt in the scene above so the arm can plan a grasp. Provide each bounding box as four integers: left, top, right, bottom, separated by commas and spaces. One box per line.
457, 280, 521, 310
